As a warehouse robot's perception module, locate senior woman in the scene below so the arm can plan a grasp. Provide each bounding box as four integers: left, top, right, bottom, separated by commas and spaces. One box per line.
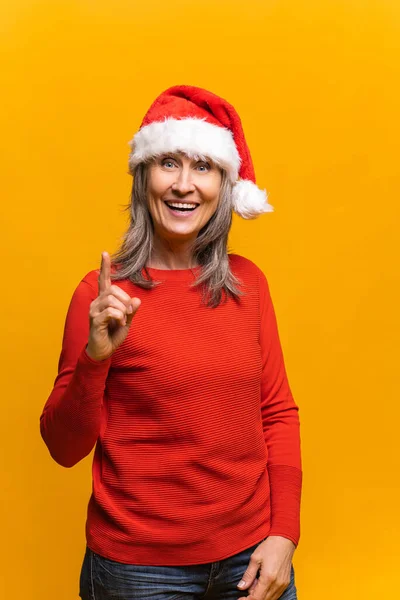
40, 85, 302, 600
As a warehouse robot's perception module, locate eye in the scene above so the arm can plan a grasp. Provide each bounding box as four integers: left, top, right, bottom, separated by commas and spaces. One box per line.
195, 161, 211, 172
161, 157, 177, 169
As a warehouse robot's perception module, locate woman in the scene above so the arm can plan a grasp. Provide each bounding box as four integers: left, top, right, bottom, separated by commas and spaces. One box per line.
40, 85, 302, 600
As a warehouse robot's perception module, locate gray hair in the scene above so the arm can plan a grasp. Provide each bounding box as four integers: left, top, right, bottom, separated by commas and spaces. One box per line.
110, 162, 245, 308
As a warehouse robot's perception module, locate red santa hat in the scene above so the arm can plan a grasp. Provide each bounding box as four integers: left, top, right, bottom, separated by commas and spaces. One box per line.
128, 85, 273, 219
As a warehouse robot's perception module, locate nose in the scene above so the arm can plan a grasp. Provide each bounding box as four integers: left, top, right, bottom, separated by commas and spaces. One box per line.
171, 166, 195, 196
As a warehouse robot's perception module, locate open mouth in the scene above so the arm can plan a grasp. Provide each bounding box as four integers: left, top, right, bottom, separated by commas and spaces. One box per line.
164, 201, 200, 213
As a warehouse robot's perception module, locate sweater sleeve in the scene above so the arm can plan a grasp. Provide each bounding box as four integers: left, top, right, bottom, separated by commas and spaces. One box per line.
258, 268, 302, 546
40, 273, 112, 468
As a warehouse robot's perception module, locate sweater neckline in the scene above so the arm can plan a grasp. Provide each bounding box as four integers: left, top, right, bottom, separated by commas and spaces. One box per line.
142, 265, 202, 282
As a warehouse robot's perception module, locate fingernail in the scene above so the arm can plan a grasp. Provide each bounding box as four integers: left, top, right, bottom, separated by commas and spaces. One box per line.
127, 305, 133, 314
238, 580, 246, 588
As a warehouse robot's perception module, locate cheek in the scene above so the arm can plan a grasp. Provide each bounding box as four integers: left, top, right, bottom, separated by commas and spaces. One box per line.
147, 180, 162, 201
205, 196, 220, 215
147, 169, 171, 198
202, 177, 222, 207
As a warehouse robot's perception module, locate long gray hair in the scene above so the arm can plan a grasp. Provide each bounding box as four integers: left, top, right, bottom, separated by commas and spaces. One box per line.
111, 162, 244, 308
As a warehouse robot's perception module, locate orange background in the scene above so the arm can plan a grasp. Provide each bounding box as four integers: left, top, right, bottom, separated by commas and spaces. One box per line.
1, 1, 399, 598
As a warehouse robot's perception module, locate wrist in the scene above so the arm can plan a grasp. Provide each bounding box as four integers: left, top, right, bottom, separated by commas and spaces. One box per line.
266, 535, 296, 551
85, 344, 111, 362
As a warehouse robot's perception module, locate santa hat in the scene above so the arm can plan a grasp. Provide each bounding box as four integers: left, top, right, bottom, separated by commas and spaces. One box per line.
128, 85, 273, 219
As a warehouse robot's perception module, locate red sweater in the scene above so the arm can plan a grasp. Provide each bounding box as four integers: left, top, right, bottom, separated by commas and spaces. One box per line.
40, 254, 302, 565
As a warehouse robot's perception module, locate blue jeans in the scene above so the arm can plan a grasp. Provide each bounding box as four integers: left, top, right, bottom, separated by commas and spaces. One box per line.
79, 543, 297, 599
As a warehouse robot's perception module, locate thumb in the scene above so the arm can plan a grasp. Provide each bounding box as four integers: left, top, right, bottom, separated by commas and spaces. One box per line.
237, 556, 259, 590
126, 297, 141, 326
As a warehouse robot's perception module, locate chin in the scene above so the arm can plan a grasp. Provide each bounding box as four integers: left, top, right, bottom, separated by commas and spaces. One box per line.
170, 227, 197, 237
164, 224, 198, 237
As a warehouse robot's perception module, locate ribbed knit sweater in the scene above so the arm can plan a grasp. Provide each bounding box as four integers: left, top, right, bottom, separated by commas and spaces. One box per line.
40, 253, 302, 565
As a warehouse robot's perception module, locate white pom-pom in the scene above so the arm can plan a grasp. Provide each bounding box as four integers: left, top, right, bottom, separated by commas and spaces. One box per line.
232, 180, 274, 219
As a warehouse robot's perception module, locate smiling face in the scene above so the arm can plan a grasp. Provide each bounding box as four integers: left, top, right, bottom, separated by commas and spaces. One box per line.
146, 153, 223, 243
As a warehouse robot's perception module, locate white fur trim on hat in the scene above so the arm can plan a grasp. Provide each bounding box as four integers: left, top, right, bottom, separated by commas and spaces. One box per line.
129, 117, 241, 181
232, 180, 274, 219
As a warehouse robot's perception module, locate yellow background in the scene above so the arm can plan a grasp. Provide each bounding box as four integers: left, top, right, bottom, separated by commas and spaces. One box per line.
1, 1, 399, 598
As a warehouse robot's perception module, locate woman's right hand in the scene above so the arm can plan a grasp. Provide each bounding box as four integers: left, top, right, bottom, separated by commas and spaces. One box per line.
86, 252, 141, 362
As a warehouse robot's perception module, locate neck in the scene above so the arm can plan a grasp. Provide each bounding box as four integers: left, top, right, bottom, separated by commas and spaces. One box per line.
148, 234, 198, 270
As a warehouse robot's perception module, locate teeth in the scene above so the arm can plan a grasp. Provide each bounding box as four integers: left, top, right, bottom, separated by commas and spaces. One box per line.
166, 202, 198, 209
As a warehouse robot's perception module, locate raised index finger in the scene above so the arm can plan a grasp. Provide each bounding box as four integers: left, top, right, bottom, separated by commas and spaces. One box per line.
98, 251, 111, 293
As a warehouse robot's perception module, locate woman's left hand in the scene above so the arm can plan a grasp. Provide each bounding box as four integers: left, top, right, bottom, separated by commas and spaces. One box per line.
237, 535, 295, 600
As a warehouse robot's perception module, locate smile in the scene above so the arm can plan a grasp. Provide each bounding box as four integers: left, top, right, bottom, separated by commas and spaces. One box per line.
164, 201, 200, 216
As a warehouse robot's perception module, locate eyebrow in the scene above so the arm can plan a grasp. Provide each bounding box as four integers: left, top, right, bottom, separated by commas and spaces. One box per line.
160, 153, 213, 164
160, 152, 180, 160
